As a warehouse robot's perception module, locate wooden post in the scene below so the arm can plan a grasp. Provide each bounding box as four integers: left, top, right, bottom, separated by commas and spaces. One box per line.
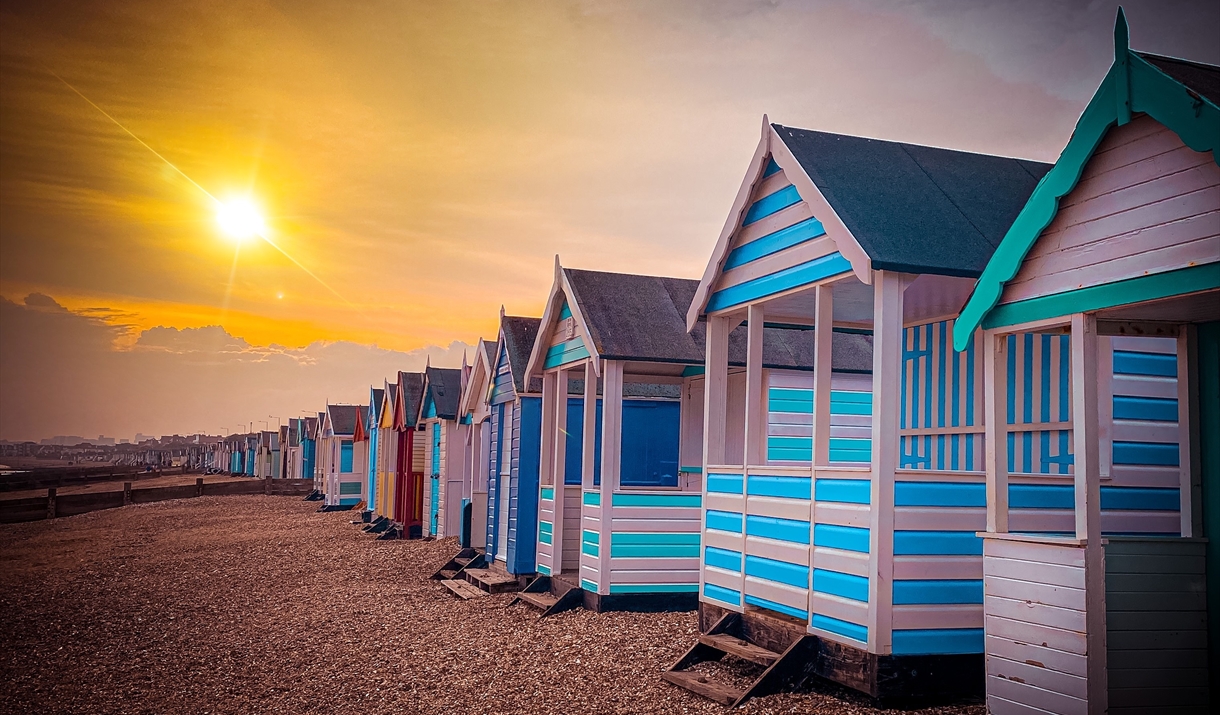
812, 284, 834, 468
196, 477, 204, 497
744, 304, 766, 466
984, 332, 1010, 534
867, 270, 905, 656
703, 316, 731, 467
264, 475, 273, 495
46, 487, 56, 520
599, 359, 623, 596
1071, 312, 1107, 714
1179, 324, 1201, 538
582, 360, 598, 490
123, 482, 132, 506
552, 368, 569, 573
539, 371, 558, 487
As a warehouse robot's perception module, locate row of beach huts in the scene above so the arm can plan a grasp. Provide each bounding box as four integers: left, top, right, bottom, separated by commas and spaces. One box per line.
201, 16, 1218, 713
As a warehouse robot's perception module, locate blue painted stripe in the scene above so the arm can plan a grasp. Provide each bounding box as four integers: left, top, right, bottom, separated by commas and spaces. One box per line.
892, 579, 983, 605
1102, 486, 1181, 511
558, 301, 573, 320
812, 524, 869, 553
338, 497, 361, 506
706, 509, 744, 534
815, 479, 870, 504
745, 594, 807, 620
745, 554, 809, 589
746, 514, 812, 545
541, 487, 554, 501
613, 532, 700, 545
611, 493, 702, 508
704, 582, 741, 606
747, 475, 812, 500
582, 529, 600, 545
706, 252, 853, 312
540, 531, 553, 545
582, 541, 599, 557
1113, 441, 1180, 466
544, 337, 590, 369
892, 628, 984, 655
610, 543, 700, 558
810, 614, 867, 643
581, 578, 597, 591
762, 157, 782, 178
610, 583, 698, 594
1113, 395, 1179, 422
895, 482, 985, 508
707, 473, 744, 494
536, 563, 551, 576
539, 521, 553, 535
767, 388, 874, 414
894, 531, 982, 556
723, 217, 827, 270
742, 184, 801, 225
1113, 350, 1177, 377
704, 546, 742, 572
812, 569, 869, 602
1009, 484, 1073, 509
339, 481, 362, 495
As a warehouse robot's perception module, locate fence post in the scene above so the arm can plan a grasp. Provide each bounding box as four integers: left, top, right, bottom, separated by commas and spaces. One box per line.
46, 488, 56, 520
196, 477, 204, 497
123, 482, 132, 506
264, 476, 273, 496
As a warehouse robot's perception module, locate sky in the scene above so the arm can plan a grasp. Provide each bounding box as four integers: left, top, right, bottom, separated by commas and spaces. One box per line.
1, 0, 1217, 441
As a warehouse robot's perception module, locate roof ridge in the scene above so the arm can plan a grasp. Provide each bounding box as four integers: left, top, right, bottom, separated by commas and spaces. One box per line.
895, 142, 989, 245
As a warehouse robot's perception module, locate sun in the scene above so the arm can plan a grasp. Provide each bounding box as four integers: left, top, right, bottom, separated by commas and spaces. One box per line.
216, 198, 266, 241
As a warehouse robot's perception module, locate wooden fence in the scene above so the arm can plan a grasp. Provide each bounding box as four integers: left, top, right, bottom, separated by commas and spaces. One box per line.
0, 465, 189, 493
0, 478, 315, 524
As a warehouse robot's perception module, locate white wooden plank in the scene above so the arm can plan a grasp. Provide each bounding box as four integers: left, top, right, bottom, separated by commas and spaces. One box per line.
744, 535, 810, 566
810, 591, 868, 625
705, 492, 745, 513
704, 566, 742, 590
893, 554, 982, 580
744, 575, 808, 612
986, 635, 1088, 678
813, 546, 870, 577
719, 236, 838, 290
985, 594, 1086, 633
612, 557, 700, 571
1111, 336, 1179, 353
610, 518, 701, 533
985, 575, 1086, 610
891, 604, 982, 630
747, 495, 811, 522
986, 614, 1087, 655
988, 658, 1088, 704
814, 502, 870, 528
703, 529, 743, 551
610, 505, 702, 520
614, 569, 700, 584
984, 556, 1086, 589
893, 506, 986, 531
984, 538, 1086, 567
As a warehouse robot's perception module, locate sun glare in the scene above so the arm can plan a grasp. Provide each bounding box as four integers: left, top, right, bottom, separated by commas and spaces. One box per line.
216, 198, 265, 240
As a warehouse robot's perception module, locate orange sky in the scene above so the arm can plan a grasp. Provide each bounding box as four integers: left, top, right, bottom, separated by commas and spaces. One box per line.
1, 0, 1217, 440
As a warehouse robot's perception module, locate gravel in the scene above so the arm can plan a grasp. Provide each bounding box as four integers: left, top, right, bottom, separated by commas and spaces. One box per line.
0, 497, 985, 714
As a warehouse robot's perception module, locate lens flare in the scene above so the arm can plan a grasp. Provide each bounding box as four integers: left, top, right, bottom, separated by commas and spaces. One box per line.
216, 198, 265, 240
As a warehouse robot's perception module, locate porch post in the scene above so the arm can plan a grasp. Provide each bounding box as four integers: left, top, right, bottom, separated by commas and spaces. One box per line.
813, 284, 833, 467
540, 371, 558, 487
867, 270, 905, 656
704, 316, 731, 467
985, 332, 1010, 533
1071, 312, 1107, 713
744, 304, 766, 466
582, 360, 598, 490
553, 368, 570, 573
1179, 324, 1201, 538
599, 360, 624, 595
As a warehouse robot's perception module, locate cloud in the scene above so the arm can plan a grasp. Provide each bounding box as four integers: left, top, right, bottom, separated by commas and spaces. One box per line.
0, 294, 472, 441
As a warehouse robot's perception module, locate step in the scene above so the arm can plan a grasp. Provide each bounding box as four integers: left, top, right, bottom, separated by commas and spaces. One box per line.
441, 579, 488, 600
464, 568, 521, 594
454, 556, 472, 566
661, 670, 744, 706
517, 591, 559, 611
699, 633, 779, 667
438, 568, 459, 580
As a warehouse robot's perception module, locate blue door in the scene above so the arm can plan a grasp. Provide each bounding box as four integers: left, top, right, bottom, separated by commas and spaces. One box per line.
488, 404, 505, 556
620, 400, 681, 487
430, 422, 440, 534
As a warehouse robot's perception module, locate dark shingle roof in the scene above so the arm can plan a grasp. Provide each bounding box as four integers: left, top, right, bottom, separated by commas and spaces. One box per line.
503, 315, 541, 393
327, 405, 359, 436
564, 268, 871, 371
771, 124, 1052, 278
481, 339, 496, 365
369, 388, 384, 419
1138, 52, 1220, 107
397, 371, 424, 428
424, 367, 462, 420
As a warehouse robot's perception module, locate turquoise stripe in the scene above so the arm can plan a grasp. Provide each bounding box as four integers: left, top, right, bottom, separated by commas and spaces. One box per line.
541, 487, 554, 501
1113, 350, 1177, 377
338, 497, 361, 506
1102, 486, 1180, 511
539, 521, 553, 535
892, 628, 984, 655
540, 531, 553, 545
745, 554, 809, 589
706, 253, 853, 312
895, 482, 985, 508
745, 594, 807, 620
582, 529, 600, 544
747, 474, 811, 500
723, 217, 826, 270
582, 541, 599, 557
1113, 395, 1178, 422
813, 569, 869, 602
704, 546, 742, 572
544, 338, 590, 369
558, 302, 573, 320
892, 579, 983, 605
810, 613, 867, 642
339, 481, 362, 495
707, 473, 744, 494
704, 582, 741, 606
537, 563, 551, 576
583, 491, 601, 506
611, 493, 702, 508
610, 583, 698, 594
612, 532, 700, 545
742, 184, 801, 225
706, 509, 743, 534
581, 578, 597, 591
893, 531, 981, 556
815, 479, 870, 504
762, 157, 781, 178
611, 541, 699, 558
813, 524, 869, 553
746, 514, 811, 545
1113, 441, 1179, 466
766, 388, 873, 415
766, 438, 872, 464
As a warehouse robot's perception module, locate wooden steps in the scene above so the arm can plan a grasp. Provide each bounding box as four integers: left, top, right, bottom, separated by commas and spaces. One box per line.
510, 574, 584, 618
663, 611, 818, 708
516, 591, 559, 611
430, 547, 484, 581
440, 578, 487, 600
660, 670, 744, 706
463, 567, 521, 594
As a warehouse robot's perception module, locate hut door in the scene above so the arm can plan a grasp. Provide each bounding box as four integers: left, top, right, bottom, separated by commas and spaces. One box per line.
430, 422, 441, 535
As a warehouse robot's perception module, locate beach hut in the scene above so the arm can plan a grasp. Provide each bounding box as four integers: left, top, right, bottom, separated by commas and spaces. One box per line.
320, 404, 363, 509
947, 13, 1217, 714
417, 366, 466, 538
663, 108, 1065, 704
391, 371, 427, 538
459, 339, 497, 551
290, 415, 317, 483
358, 388, 383, 517
372, 381, 398, 519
